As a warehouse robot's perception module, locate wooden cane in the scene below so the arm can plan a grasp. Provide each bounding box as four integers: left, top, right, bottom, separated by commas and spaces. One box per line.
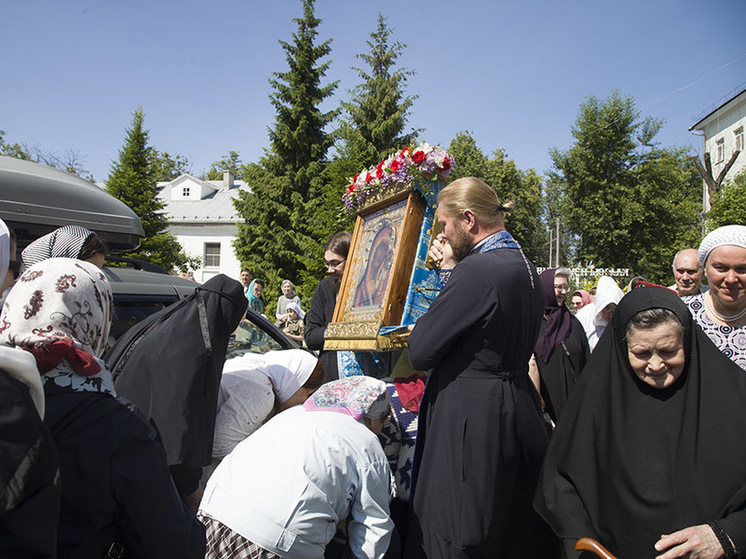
575, 537, 618, 559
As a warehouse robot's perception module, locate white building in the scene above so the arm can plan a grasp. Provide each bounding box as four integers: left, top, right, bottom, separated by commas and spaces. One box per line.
158, 171, 248, 283
690, 87, 746, 210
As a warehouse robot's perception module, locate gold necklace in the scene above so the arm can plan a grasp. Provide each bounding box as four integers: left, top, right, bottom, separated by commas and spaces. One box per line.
705, 291, 746, 322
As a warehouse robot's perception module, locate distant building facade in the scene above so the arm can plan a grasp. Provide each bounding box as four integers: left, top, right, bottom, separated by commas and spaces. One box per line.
690, 87, 746, 210
158, 171, 247, 283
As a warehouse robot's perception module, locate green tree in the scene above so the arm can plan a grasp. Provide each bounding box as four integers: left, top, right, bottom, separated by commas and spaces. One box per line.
323, 15, 419, 243
551, 90, 700, 281
447, 131, 548, 264
150, 150, 191, 181
709, 169, 746, 228
0, 130, 32, 160
233, 0, 337, 306
206, 151, 243, 180
106, 107, 196, 272
340, 14, 417, 167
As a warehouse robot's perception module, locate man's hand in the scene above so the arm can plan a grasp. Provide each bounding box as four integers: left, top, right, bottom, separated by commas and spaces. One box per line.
654, 524, 724, 559
429, 234, 458, 270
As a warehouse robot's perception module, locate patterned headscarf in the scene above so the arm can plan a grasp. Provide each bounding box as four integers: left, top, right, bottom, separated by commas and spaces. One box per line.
21, 225, 94, 271
0, 258, 114, 394
303, 376, 389, 420
698, 225, 746, 265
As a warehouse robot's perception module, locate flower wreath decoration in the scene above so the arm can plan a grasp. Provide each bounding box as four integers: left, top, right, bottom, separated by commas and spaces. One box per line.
342, 142, 455, 215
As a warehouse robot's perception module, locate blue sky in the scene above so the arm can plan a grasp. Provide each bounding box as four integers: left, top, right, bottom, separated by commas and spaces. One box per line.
2, 0, 745, 183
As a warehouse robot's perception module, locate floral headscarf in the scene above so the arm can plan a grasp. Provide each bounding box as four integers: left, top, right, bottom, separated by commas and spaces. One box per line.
303, 376, 389, 421
0, 258, 114, 395
21, 225, 93, 271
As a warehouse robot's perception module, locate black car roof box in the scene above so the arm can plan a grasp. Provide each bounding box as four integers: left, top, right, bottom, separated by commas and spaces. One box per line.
0, 156, 144, 252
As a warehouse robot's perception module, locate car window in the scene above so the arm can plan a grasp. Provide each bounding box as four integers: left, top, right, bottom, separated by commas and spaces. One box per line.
227, 318, 286, 359
109, 297, 178, 347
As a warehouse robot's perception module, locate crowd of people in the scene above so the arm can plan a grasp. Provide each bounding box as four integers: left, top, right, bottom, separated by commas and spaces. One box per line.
1, 175, 746, 559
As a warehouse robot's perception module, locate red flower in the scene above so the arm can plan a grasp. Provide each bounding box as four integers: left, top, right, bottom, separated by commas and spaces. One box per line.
400, 147, 410, 158
376, 161, 384, 179
441, 156, 451, 171
391, 159, 401, 173
412, 150, 426, 164
346, 183, 356, 195
365, 172, 373, 184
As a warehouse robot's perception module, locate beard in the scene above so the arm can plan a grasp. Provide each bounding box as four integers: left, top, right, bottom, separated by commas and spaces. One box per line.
449, 222, 473, 263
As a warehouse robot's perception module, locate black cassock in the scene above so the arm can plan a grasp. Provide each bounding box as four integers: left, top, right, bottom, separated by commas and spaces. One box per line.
406, 243, 559, 559
536, 315, 590, 422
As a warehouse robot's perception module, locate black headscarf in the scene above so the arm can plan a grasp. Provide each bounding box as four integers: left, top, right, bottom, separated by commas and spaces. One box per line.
535, 268, 573, 363
535, 286, 746, 558
105, 275, 247, 469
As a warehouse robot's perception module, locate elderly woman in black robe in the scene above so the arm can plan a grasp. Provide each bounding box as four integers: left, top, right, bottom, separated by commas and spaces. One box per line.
535, 286, 746, 559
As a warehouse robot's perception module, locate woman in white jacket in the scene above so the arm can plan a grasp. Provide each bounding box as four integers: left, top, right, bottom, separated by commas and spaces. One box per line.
198, 376, 394, 559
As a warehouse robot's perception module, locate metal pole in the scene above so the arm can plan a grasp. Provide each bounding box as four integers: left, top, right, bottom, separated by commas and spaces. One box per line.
555, 218, 560, 267
548, 224, 553, 268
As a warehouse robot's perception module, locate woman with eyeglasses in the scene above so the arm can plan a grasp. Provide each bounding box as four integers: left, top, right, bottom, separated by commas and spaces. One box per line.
305, 231, 351, 384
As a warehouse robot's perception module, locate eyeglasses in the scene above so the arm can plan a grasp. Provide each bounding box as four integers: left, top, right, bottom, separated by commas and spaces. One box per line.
554, 285, 570, 292
324, 258, 346, 269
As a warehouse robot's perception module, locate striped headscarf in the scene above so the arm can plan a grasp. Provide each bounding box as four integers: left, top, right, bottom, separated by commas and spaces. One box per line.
21, 225, 94, 271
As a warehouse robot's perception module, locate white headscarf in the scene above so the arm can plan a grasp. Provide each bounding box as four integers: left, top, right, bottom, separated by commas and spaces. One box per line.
576, 276, 624, 351
263, 349, 317, 403
698, 225, 746, 265
286, 301, 305, 321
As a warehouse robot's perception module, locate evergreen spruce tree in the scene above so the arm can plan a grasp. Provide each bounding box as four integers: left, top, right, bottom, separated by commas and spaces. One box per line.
342, 14, 418, 166
322, 14, 419, 258
233, 0, 337, 306
107, 107, 195, 272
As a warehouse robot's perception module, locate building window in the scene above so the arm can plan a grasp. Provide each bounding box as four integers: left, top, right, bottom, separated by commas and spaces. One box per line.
715, 138, 725, 163
204, 243, 220, 268
182, 187, 190, 197
736, 127, 744, 153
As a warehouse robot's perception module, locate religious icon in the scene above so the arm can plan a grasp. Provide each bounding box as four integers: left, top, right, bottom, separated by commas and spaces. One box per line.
326, 190, 427, 350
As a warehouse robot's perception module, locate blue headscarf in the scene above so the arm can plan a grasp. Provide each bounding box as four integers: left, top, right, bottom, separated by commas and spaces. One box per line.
247, 279, 264, 313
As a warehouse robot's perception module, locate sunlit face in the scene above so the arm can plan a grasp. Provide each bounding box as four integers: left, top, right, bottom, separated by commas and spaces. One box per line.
627, 322, 686, 389
570, 295, 585, 312
287, 308, 298, 320
705, 245, 746, 310
673, 250, 704, 296
437, 206, 472, 263
253, 283, 263, 297
554, 276, 570, 306
324, 250, 346, 282
281, 281, 293, 296
240, 270, 251, 286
